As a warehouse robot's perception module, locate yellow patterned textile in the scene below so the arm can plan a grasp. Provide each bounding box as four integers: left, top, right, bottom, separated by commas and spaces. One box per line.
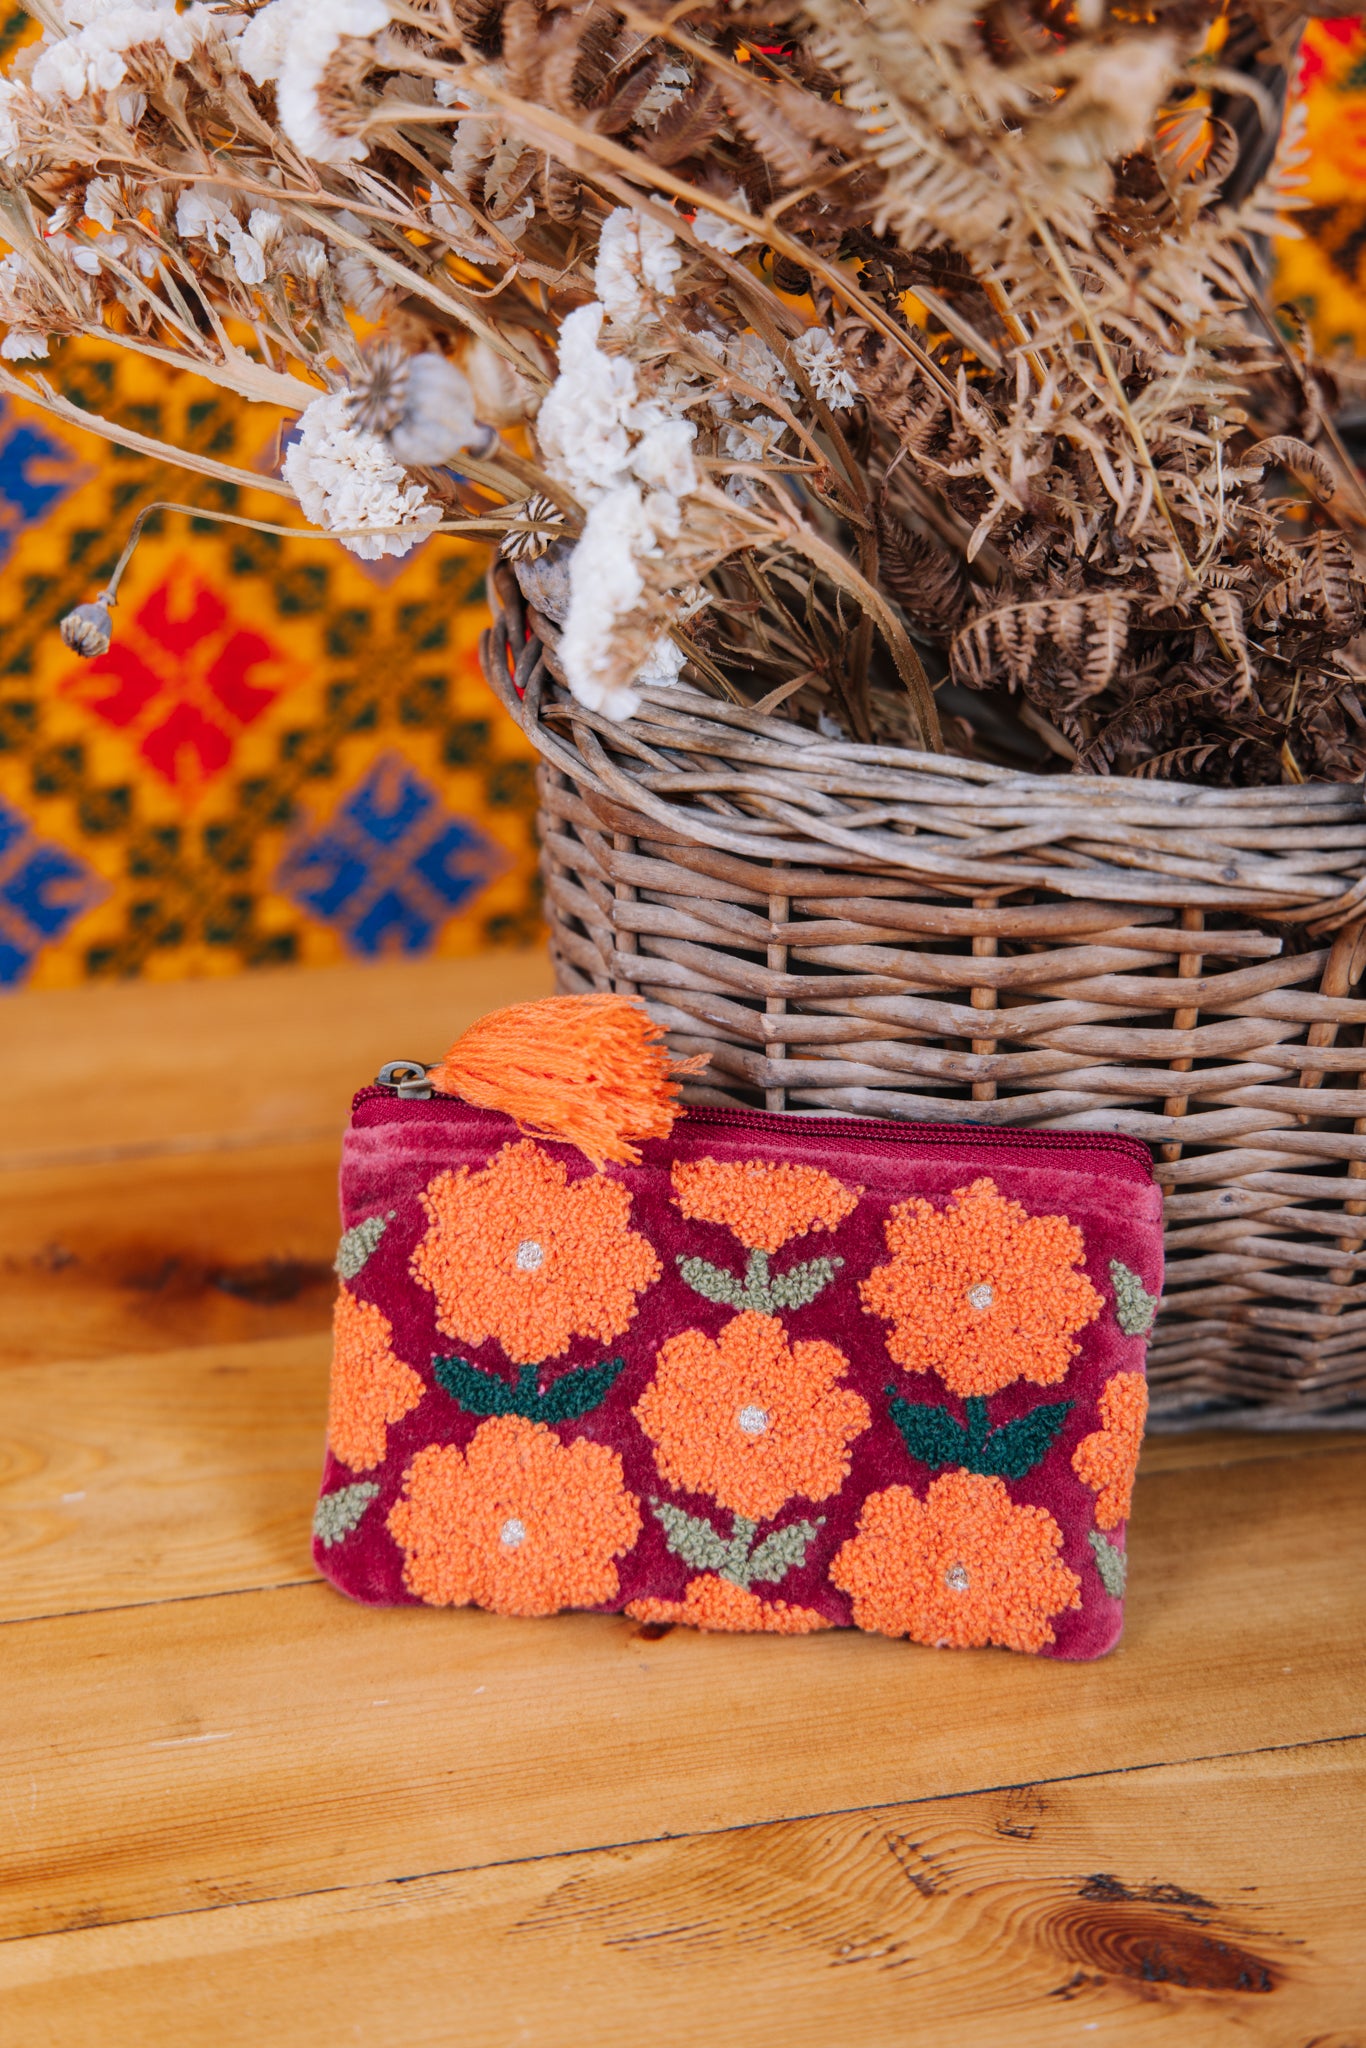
1275, 14, 1366, 352
0, 340, 539, 990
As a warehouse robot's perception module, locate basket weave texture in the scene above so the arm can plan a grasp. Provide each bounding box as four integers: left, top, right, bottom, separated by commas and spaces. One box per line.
483, 565, 1366, 1420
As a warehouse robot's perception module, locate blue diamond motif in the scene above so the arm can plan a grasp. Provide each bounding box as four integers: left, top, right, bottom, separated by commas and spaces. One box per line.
0, 797, 105, 987
0, 408, 86, 568
277, 754, 506, 957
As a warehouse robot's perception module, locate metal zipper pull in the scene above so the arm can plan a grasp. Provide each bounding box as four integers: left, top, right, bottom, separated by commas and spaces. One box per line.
375, 1059, 434, 1098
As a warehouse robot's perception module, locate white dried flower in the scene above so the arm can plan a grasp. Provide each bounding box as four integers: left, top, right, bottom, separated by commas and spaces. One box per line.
82, 177, 121, 230
242, 0, 391, 166
334, 249, 391, 319
31, 2, 220, 103
634, 636, 687, 687
0, 80, 24, 163
536, 302, 643, 502
558, 483, 685, 720
630, 417, 698, 497
175, 188, 231, 249
68, 232, 126, 275
691, 188, 758, 256
594, 207, 681, 326
282, 236, 328, 283
791, 326, 859, 409
1, 329, 50, 360
248, 207, 285, 251
636, 59, 690, 130
283, 390, 441, 560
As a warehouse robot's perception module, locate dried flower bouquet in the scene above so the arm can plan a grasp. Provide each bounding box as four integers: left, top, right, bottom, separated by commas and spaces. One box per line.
2, 0, 1364, 783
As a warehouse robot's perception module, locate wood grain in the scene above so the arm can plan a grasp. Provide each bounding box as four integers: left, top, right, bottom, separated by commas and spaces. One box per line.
0, 950, 553, 1167
1, 954, 1362, 2043
0, 1739, 1359, 2046
2, 1446, 1361, 1943
0, 1334, 325, 1620
0, 1146, 339, 1366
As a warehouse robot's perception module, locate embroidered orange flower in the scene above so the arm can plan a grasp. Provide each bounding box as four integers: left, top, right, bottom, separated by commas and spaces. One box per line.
861, 1177, 1102, 1398
627, 1576, 830, 1634
388, 1414, 642, 1615
635, 1310, 870, 1522
1072, 1371, 1148, 1530
672, 1157, 859, 1254
328, 1288, 425, 1472
830, 1469, 1082, 1653
411, 1139, 660, 1365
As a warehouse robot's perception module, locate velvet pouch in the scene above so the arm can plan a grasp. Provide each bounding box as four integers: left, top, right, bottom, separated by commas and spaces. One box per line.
313, 1000, 1162, 1659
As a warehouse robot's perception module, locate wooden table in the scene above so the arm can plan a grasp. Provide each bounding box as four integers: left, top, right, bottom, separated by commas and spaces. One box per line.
1, 955, 1362, 2045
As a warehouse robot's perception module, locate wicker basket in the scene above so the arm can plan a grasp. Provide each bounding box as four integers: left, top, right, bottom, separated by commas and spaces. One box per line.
483, 564, 1366, 1422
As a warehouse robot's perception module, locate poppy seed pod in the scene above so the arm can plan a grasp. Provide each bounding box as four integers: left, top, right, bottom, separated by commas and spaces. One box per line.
59, 600, 113, 658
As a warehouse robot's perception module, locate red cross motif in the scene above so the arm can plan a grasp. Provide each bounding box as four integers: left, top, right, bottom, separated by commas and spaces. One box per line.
62, 558, 293, 795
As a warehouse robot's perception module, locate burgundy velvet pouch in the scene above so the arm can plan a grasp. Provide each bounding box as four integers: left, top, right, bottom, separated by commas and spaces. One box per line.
313, 1089, 1161, 1659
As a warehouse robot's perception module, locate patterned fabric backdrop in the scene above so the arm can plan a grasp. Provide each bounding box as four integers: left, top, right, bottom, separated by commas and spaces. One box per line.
0, 341, 540, 990
0, 9, 1361, 991
1277, 14, 1366, 353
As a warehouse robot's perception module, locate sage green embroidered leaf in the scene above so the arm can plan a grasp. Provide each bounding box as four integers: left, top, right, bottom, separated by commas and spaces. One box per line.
746, 1518, 822, 1586
313, 1480, 379, 1548
768, 1257, 843, 1311
1089, 1529, 1128, 1596
651, 1499, 733, 1575
889, 1396, 971, 1470
433, 1355, 625, 1423
676, 1255, 750, 1311
333, 1211, 394, 1281
975, 1399, 1074, 1479
1110, 1258, 1158, 1337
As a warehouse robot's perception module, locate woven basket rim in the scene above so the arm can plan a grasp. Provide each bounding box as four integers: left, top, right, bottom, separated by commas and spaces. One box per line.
485, 573, 1366, 928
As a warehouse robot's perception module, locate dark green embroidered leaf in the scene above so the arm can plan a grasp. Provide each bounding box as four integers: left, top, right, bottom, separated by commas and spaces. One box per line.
313, 1480, 379, 1548
333, 1211, 394, 1281
1110, 1258, 1158, 1337
536, 1356, 627, 1422
676, 1255, 749, 1311
1089, 1529, 1127, 1596
433, 1355, 625, 1422
745, 1518, 822, 1587
652, 1499, 733, 1575
768, 1257, 842, 1312
889, 1396, 971, 1471
975, 1399, 1074, 1479
434, 1355, 529, 1415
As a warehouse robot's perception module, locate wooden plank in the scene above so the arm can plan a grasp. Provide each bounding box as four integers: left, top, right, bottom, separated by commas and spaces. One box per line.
0, 1737, 1359, 2046
0, 1145, 340, 1367
2, 1335, 1355, 1628
0, 951, 553, 1169
0, 1335, 325, 1622
1, 1447, 1361, 1942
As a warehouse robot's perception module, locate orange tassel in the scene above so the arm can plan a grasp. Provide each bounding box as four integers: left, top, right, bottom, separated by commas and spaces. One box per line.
427, 994, 706, 1167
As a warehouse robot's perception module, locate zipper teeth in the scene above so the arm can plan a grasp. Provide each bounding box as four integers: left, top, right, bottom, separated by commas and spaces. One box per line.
350, 1088, 1153, 1172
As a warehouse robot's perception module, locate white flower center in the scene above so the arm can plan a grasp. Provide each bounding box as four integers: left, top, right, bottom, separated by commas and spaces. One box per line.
500, 1517, 527, 1549
944, 1563, 970, 1593
737, 1405, 769, 1436
967, 1282, 995, 1312
515, 1239, 544, 1272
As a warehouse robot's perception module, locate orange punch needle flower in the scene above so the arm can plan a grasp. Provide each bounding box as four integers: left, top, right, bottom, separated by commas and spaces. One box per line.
328, 1288, 425, 1472
1072, 1371, 1148, 1530
411, 1138, 660, 1365
861, 1177, 1102, 1397
831, 1470, 1082, 1654
671, 1157, 858, 1254
388, 1414, 642, 1615
627, 1576, 830, 1634
635, 1309, 870, 1523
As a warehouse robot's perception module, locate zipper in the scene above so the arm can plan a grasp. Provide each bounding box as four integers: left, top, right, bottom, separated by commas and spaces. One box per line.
352, 1071, 1154, 1173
